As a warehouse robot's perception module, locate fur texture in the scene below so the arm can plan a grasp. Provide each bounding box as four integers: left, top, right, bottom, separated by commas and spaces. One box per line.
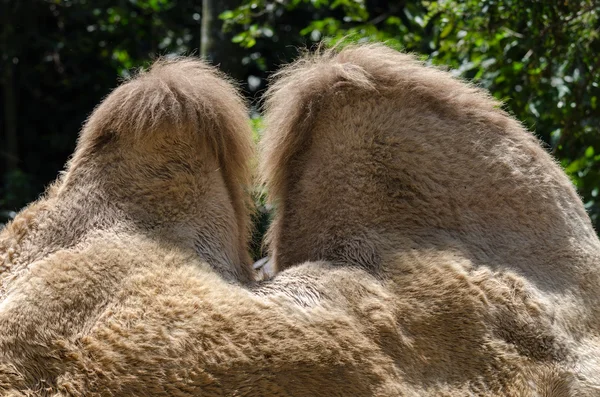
260, 44, 600, 394
0, 55, 411, 397
1, 46, 599, 397
1, 58, 254, 285
0, 57, 262, 394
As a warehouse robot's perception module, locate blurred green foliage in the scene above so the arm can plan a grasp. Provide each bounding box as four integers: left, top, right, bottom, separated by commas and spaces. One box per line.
1, 0, 599, 248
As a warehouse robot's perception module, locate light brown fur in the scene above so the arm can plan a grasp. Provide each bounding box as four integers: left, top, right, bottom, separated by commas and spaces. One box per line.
0, 57, 263, 394
1, 58, 254, 286
260, 44, 600, 395
1, 46, 599, 397
0, 55, 410, 397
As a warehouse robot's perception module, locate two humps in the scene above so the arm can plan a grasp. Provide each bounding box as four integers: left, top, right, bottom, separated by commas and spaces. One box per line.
1, 44, 599, 396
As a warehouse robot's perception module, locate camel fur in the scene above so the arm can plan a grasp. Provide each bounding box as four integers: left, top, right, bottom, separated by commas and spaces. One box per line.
260, 44, 600, 395
0, 55, 408, 397
0, 46, 598, 396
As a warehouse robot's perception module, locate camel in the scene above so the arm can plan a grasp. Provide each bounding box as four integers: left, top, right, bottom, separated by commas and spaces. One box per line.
0, 45, 598, 396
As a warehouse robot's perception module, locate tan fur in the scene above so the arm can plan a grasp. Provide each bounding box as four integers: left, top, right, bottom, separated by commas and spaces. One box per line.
1, 58, 254, 286
0, 55, 410, 397
260, 44, 600, 394
1, 47, 599, 397
0, 57, 261, 393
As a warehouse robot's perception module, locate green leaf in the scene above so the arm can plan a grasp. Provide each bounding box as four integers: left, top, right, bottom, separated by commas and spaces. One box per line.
440, 22, 453, 39
585, 146, 595, 158
231, 33, 246, 43
219, 10, 235, 20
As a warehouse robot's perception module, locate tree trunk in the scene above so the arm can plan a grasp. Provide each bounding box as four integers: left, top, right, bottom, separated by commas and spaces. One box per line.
201, 0, 244, 82
3, 63, 18, 172
1, 0, 18, 172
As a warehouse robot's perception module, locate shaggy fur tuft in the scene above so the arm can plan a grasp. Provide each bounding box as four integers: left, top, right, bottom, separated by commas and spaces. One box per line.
261, 44, 599, 279
261, 44, 600, 394
74, 58, 254, 254
1, 57, 255, 284
261, 44, 498, 205
78, 58, 252, 188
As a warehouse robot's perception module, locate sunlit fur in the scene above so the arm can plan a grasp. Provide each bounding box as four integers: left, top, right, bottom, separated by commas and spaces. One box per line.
261, 44, 600, 395
1, 46, 599, 397
0, 58, 260, 394
0, 55, 411, 397
1, 58, 255, 285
